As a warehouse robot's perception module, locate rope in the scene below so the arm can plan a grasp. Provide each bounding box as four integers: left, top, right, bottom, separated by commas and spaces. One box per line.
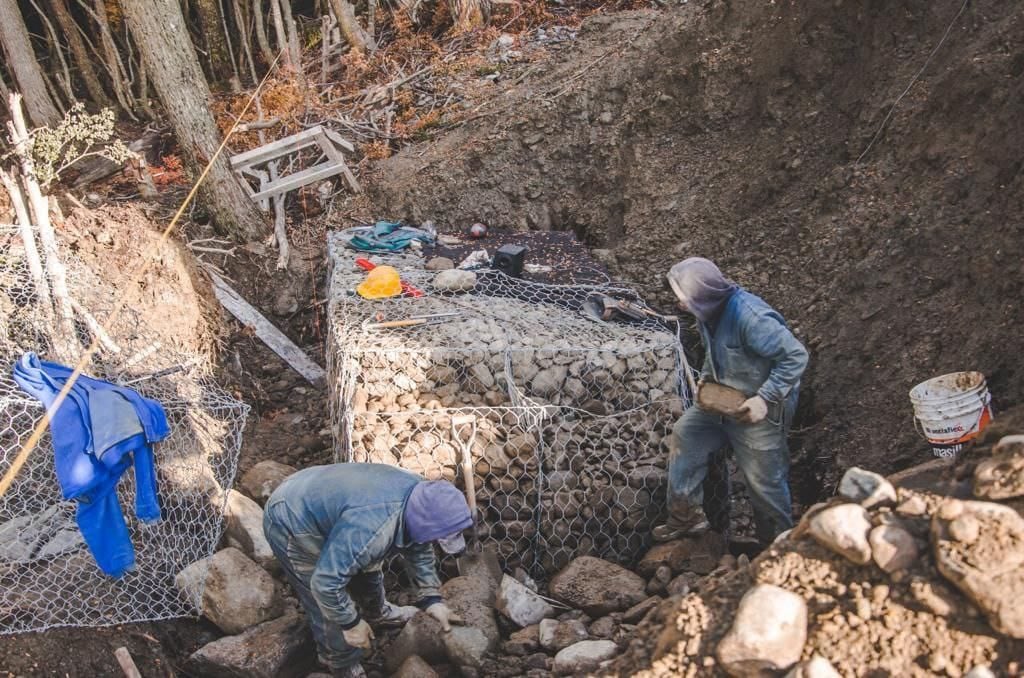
856, 0, 971, 164
0, 52, 283, 499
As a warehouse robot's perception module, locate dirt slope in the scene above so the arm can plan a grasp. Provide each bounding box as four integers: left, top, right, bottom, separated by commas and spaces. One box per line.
368, 0, 1024, 492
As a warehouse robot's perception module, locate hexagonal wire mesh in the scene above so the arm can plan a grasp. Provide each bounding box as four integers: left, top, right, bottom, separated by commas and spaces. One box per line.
325, 234, 742, 580
0, 227, 248, 634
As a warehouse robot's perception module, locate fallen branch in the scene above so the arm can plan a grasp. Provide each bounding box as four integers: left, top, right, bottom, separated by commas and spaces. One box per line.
70, 128, 165, 188
69, 297, 121, 354
236, 117, 281, 132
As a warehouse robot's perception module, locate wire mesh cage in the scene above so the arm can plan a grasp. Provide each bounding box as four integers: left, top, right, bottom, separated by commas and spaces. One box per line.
326, 233, 695, 579
0, 228, 248, 634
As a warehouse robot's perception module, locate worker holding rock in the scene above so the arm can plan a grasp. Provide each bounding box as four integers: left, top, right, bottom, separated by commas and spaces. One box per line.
654, 257, 808, 546
263, 463, 473, 678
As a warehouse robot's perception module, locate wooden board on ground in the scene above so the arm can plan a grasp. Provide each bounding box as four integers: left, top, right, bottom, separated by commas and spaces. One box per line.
207, 271, 326, 385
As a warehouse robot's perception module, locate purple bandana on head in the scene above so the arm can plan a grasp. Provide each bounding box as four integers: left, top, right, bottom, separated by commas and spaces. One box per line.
404, 480, 473, 544
667, 257, 737, 323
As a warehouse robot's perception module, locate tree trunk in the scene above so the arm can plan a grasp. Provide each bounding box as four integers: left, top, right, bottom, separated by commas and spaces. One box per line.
26, 0, 75, 105
91, 0, 137, 117
449, 0, 490, 32
47, 0, 111, 107
327, 0, 373, 55
268, 0, 291, 67
277, 0, 302, 69
232, 0, 258, 84
193, 0, 235, 83
0, 70, 11, 117
0, 0, 60, 125
252, 0, 275, 66
7, 94, 78, 360
122, 0, 265, 240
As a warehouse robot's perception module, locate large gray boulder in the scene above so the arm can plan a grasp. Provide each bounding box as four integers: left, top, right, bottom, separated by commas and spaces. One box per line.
931, 499, 1024, 638
973, 435, 1024, 500
552, 640, 618, 675
393, 655, 440, 678
175, 547, 284, 634
869, 524, 918, 573
239, 461, 297, 505
838, 467, 897, 508
432, 269, 477, 292
785, 656, 842, 678
222, 490, 276, 570
184, 611, 314, 678
444, 626, 491, 669
538, 618, 588, 652
808, 504, 873, 564
717, 584, 807, 677
496, 574, 555, 627
441, 575, 500, 648
385, 612, 448, 673
549, 556, 647, 616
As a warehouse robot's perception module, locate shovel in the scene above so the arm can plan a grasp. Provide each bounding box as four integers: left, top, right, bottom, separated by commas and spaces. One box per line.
450, 413, 502, 585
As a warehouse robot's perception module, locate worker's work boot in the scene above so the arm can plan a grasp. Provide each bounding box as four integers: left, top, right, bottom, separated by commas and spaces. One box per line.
331, 664, 366, 678
652, 504, 710, 542
365, 601, 420, 628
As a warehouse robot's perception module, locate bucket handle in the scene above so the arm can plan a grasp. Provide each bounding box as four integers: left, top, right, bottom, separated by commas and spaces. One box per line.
912, 392, 991, 442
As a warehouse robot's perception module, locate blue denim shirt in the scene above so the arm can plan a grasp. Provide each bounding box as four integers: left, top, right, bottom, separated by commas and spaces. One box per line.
699, 289, 809, 407
264, 463, 442, 629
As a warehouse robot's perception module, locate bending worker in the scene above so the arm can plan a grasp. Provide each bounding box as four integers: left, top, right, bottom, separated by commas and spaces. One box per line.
263, 463, 473, 678
654, 257, 808, 546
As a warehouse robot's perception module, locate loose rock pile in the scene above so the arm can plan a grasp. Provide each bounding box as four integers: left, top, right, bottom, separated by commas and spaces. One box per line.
326, 234, 686, 574
609, 437, 1024, 677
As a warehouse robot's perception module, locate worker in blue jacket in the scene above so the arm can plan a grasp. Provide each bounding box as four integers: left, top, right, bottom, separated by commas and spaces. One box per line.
12, 352, 169, 577
263, 463, 473, 678
653, 258, 809, 546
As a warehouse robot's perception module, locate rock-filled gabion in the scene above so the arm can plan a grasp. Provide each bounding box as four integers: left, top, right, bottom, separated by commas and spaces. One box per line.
326, 233, 688, 576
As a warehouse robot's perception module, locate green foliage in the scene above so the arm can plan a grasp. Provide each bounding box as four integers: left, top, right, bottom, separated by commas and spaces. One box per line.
29, 104, 135, 187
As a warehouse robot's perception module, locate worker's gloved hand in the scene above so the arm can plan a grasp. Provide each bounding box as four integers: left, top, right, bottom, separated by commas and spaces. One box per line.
342, 619, 375, 650
738, 396, 768, 424
426, 602, 462, 632
373, 602, 420, 627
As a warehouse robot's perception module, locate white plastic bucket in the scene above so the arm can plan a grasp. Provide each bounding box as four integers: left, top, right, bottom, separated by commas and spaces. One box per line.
909, 371, 993, 458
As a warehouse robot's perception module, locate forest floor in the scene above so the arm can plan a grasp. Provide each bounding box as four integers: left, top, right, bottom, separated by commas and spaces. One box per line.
1, 0, 1022, 674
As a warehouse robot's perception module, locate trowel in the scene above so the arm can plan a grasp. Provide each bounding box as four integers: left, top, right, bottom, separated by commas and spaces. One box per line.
450, 413, 502, 586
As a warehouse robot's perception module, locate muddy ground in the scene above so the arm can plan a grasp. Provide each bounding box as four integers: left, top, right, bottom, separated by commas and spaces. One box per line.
1, 0, 1022, 674
370, 0, 1024, 493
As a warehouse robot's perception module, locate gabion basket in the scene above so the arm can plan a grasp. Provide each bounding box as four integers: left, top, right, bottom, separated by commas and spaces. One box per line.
326, 233, 692, 578
0, 229, 248, 634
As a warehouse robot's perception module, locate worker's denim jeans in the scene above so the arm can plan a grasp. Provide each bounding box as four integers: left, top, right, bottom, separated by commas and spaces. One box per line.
668, 399, 796, 544
264, 519, 386, 670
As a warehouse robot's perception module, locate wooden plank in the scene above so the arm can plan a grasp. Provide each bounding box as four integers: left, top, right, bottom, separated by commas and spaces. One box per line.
322, 127, 356, 152
207, 272, 326, 384
229, 125, 325, 168
338, 161, 361, 193
114, 648, 143, 678
316, 134, 361, 192
249, 161, 348, 202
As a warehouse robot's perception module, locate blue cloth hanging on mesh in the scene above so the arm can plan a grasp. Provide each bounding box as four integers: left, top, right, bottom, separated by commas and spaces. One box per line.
345, 221, 436, 253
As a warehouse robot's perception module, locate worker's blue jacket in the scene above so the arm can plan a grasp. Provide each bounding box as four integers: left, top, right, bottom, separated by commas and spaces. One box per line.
263, 464, 443, 631
12, 352, 168, 577
699, 289, 809, 417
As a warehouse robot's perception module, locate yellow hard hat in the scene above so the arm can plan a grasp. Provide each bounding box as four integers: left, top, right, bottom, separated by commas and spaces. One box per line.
357, 265, 402, 299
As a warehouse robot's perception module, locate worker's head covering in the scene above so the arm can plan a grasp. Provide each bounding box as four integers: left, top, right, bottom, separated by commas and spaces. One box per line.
667, 258, 737, 323
404, 480, 473, 549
